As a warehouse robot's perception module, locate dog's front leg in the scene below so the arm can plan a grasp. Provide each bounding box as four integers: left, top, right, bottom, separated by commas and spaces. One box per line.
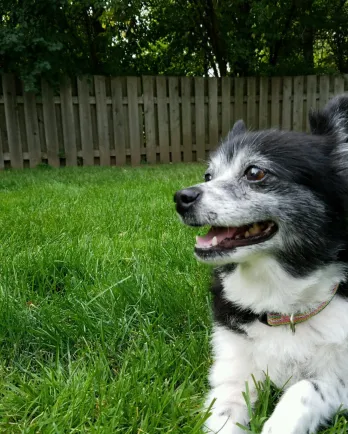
262, 378, 346, 434
204, 326, 258, 434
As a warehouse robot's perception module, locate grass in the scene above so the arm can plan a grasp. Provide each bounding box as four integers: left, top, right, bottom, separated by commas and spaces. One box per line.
0, 163, 345, 433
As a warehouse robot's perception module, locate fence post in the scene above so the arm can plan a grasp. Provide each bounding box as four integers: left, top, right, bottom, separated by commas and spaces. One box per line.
77, 77, 94, 166
42, 79, 60, 167
60, 77, 77, 166
2, 74, 23, 168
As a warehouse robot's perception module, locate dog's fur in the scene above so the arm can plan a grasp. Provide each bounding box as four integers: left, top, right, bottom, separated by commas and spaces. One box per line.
174, 95, 348, 433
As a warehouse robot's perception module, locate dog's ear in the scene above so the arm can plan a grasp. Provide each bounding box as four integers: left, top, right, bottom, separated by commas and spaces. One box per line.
309, 94, 348, 142
310, 95, 348, 176
227, 120, 246, 140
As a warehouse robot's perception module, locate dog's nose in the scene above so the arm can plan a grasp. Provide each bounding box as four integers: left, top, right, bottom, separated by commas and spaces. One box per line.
174, 187, 201, 213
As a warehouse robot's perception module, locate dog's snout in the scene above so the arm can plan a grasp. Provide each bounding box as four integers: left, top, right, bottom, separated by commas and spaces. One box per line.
174, 187, 201, 214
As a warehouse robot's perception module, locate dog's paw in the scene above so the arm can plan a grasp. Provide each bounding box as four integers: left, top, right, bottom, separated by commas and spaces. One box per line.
261, 413, 308, 434
204, 413, 246, 434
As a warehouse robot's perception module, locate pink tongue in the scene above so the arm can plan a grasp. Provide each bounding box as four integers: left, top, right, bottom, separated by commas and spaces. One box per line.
196, 227, 238, 247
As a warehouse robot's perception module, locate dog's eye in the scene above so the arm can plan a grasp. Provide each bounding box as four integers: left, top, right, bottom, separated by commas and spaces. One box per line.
204, 173, 212, 182
244, 166, 266, 182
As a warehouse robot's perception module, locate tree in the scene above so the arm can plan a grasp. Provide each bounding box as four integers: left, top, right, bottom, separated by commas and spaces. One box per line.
1, 0, 347, 91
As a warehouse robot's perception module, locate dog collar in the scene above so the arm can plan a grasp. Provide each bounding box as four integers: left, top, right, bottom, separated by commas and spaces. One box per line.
259, 283, 339, 334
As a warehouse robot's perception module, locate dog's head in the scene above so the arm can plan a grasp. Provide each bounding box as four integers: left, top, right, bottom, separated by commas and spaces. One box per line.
174, 95, 348, 275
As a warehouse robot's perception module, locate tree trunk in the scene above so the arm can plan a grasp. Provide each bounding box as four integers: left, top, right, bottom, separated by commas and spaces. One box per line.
203, 0, 227, 76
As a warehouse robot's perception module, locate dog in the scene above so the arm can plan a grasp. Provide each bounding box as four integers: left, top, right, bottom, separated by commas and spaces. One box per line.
174, 94, 348, 434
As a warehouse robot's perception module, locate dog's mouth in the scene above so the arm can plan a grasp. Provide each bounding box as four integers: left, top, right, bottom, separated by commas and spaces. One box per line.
195, 221, 277, 253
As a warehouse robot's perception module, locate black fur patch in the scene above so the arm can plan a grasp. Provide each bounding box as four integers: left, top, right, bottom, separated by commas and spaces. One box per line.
309, 95, 348, 138
311, 381, 325, 401
211, 269, 258, 334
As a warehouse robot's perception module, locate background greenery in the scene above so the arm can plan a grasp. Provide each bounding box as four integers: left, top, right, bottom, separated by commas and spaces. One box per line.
1, 0, 347, 91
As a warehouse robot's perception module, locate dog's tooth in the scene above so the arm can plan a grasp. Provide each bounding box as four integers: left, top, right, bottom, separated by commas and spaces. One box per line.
244, 231, 250, 238
249, 223, 261, 236
211, 236, 218, 246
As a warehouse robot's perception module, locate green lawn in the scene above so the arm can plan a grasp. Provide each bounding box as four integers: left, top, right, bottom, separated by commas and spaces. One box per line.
0, 164, 346, 433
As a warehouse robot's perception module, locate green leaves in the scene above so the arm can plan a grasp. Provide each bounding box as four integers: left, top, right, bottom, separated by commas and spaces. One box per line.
1, 0, 347, 91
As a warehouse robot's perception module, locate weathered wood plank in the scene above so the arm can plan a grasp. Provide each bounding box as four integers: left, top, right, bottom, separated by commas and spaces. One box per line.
77, 77, 94, 166
2, 74, 23, 168
306, 75, 317, 132
143, 76, 156, 164
168, 77, 181, 162
181, 77, 192, 162
94, 75, 110, 165
23, 91, 41, 167
234, 77, 244, 123
246, 77, 256, 129
194, 77, 205, 161
126, 76, 141, 165
282, 77, 292, 130
41, 79, 60, 167
0, 128, 4, 169
111, 77, 126, 166
271, 77, 280, 128
156, 77, 170, 163
293, 76, 304, 132
259, 77, 268, 129
334, 75, 345, 96
221, 77, 231, 138
208, 77, 218, 150
60, 78, 77, 166
319, 75, 329, 108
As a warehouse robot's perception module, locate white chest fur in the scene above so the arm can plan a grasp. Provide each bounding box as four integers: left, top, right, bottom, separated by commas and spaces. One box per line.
243, 297, 348, 386
218, 256, 348, 386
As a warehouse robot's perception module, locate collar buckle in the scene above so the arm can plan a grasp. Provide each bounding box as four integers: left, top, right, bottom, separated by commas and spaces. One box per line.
289, 313, 296, 334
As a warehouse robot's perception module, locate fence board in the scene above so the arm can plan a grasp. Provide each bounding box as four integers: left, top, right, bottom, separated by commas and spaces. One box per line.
23, 91, 41, 167
306, 75, 317, 132
319, 76, 329, 108
282, 77, 292, 130
234, 77, 244, 123
60, 78, 77, 166
143, 76, 156, 164
194, 77, 205, 161
293, 76, 304, 132
95, 76, 110, 165
208, 78, 218, 150
221, 77, 231, 138
334, 76, 345, 95
111, 77, 126, 165
168, 77, 181, 162
41, 79, 60, 167
156, 77, 170, 163
247, 77, 256, 129
2, 74, 23, 168
77, 77, 94, 166
0, 128, 4, 169
126, 77, 141, 165
259, 77, 268, 129
181, 77, 192, 162
271, 77, 280, 128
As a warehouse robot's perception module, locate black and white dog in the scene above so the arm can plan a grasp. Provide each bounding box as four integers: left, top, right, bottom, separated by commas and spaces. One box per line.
174, 95, 348, 434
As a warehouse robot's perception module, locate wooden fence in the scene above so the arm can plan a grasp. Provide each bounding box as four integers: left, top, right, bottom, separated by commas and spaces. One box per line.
0, 74, 347, 168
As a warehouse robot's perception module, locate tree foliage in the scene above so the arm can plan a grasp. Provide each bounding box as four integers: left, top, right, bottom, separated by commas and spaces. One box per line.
1, 0, 347, 90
